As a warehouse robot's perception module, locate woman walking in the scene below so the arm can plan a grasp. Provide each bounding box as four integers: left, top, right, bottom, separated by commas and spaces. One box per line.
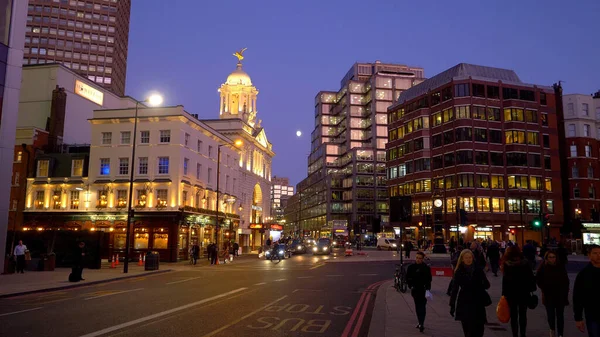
449, 249, 491, 337
536, 251, 569, 337
406, 251, 432, 333
502, 246, 537, 337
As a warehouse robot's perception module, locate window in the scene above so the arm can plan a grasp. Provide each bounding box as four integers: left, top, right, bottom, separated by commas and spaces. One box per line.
530, 176, 542, 190
442, 86, 452, 101
431, 134, 442, 148
544, 156, 551, 170
70, 191, 80, 209
507, 175, 528, 189
72, 159, 83, 176
508, 199, 522, 213
472, 84, 485, 98
584, 124, 591, 137
525, 110, 537, 123
35, 191, 45, 209
159, 130, 171, 143
472, 106, 486, 119
487, 86, 500, 99
585, 145, 592, 157
519, 90, 535, 101
505, 130, 525, 144
476, 174, 490, 188
197, 140, 203, 153
477, 197, 490, 212
588, 166, 594, 178
541, 113, 548, 126
119, 158, 129, 175
455, 128, 472, 142
100, 158, 110, 175
182, 191, 188, 206
156, 189, 168, 207
492, 198, 505, 213
570, 145, 577, 157
136, 190, 147, 207
583, 103, 589, 116
490, 153, 504, 166
503, 88, 518, 100
442, 108, 454, 122
474, 128, 487, 142
116, 190, 127, 208
101, 132, 112, 144
456, 151, 473, 165
457, 174, 474, 187
444, 153, 455, 167
443, 130, 454, 144
120, 131, 131, 144
526, 132, 539, 145
528, 154, 541, 167
207, 168, 212, 183
489, 130, 502, 144
572, 166, 579, 178
574, 188, 580, 198
543, 134, 550, 148
487, 107, 501, 121
567, 103, 574, 116
16, 151, 22, 162
140, 131, 150, 144
590, 186, 596, 199
196, 163, 202, 179
475, 152, 488, 165
158, 157, 169, 174
183, 158, 189, 175
504, 108, 524, 121
540, 92, 547, 105
455, 106, 470, 119
208, 146, 213, 158
432, 112, 442, 126
139, 157, 148, 175
185, 133, 190, 147
506, 153, 527, 166
545, 178, 552, 192
454, 84, 470, 97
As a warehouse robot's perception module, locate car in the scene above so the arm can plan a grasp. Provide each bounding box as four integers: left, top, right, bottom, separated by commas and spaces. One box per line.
312, 238, 332, 255
377, 237, 399, 251
290, 240, 307, 254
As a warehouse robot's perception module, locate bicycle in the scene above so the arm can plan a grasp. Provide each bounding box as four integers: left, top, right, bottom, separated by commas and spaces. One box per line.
394, 263, 408, 293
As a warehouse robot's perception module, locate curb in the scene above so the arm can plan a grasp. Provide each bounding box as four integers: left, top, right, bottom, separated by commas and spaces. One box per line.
367, 280, 392, 337
0, 269, 173, 299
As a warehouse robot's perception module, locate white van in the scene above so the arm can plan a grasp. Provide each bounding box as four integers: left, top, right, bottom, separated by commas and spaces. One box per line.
376, 237, 398, 250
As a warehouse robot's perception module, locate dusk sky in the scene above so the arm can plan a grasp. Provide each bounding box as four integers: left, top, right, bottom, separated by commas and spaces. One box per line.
125, 0, 600, 187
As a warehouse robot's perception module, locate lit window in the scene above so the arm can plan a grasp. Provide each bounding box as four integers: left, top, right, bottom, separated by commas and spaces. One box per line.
100, 158, 110, 175
37, 160, 49, 177
183, 158, 189, 175
72, 159, 84, 177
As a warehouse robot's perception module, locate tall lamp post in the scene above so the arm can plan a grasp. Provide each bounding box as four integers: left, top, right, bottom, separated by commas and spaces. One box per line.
123, 94, 163, 274
215, 140, 243, 251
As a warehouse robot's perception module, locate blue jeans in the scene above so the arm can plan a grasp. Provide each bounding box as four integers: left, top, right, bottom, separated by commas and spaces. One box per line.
587, 319, 600, 337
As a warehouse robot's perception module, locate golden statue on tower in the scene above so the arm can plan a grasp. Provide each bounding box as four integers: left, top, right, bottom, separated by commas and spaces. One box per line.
233, 48, 247, 63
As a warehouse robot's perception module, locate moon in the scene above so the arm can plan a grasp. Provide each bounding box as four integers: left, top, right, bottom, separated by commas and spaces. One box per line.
296, 130, 302, 137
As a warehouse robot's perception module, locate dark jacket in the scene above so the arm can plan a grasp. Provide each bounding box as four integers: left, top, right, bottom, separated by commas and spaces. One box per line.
573, 263, 600, 322
472, 249, 487, 270
536, 262, 569, 307
502, 259, 536, 302
450, 266, 491, 322
523, 243, 536, 261
487, 243, 500, 261
406, 263, 432, 297
73, 245, 86, 266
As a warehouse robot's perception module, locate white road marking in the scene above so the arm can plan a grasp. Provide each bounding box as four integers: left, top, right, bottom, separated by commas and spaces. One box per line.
78, 287, 247, 337
274, 278, 286, 282
253, 282, 267, 286
297, 276, 313, 279
359, 274, 378, 276
84, 288, 144, 301
166, 276, 204, 285
0, 307, 43, 317
292, 289, 324, 293
326, 274, 344, 277
200, 295, 288, 337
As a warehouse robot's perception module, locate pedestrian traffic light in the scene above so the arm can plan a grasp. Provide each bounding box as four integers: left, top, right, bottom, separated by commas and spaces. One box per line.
532, 219, 542, 228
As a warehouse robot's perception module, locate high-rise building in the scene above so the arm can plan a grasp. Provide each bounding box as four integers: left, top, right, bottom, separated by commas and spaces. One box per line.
23, 0, 131, 95
287, 61, 424, 238
270, 176, 294, 222
563, 92, 600, 224
386, 63, 563, 244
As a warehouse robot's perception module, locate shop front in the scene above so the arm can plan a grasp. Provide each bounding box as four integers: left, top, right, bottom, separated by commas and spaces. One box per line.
268, 224, 283, 242
474, 226, 494, 240
249, 223, 264, 250
582, 222, 600, 245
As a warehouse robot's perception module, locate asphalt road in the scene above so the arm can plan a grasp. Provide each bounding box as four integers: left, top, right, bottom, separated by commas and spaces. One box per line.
0, 250, 588, 337
0, 250, 391, 337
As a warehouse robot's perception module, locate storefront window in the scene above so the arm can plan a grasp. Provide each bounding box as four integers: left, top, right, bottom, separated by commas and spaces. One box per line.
114, 233, 126, 249
134, 233, 149, 249
153, 234, 168, 249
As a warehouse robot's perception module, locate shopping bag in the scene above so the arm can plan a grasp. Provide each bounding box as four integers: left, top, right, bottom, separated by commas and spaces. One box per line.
425, 290, 433, 300
496, 296, 510, 323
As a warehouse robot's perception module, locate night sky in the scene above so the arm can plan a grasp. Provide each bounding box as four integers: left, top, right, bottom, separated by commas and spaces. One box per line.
125, 0, 600, 186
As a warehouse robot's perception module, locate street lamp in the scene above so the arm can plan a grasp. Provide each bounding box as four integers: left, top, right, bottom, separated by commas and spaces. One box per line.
123, 93, 163, 274
215, 139, 243, 251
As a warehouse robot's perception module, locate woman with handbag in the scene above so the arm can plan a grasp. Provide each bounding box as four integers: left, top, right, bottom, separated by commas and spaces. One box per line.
450, 249, 491, 337
536, 251, 569, 337
502, 246, 537, 337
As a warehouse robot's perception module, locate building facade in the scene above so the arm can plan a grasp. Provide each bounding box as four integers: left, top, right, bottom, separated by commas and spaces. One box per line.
23, 0, 131, 95
386, 63, 563, 244
563, 92, 600, 222
288, 61, 424, 238
270, 176, 294, 223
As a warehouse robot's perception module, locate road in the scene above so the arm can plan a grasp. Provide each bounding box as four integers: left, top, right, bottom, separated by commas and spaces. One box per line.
0, 250, 391, 337
0, 249, 588, 337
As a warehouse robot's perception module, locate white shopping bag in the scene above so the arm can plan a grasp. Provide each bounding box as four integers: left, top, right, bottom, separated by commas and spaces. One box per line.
425, 290, 433, 300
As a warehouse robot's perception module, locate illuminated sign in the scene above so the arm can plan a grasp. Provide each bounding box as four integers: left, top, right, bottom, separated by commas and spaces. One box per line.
270, 224, 283, 231
334, 229, 347, 233
475, 227, 493, 232
251, 205, 263, 211
583, 223, 600, 228
75, 80, 104, 105
249, 224, 263, 229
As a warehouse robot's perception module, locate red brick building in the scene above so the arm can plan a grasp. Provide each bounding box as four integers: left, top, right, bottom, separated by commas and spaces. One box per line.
386, 63, 563, 244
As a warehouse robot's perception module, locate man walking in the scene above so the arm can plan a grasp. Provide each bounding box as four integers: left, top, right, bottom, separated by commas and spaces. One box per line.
13, 240, 27, 274
574, 244, 600, 337
233, 241, 240, 256
487, 240, 501, 276
405, 240, 413, 259
191, 242, 200, 265
72, 241, 86, 281
406, 251, 432, 333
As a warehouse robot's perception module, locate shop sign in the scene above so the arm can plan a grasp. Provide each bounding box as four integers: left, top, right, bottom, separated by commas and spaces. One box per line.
582, 223, 600, 229
270, 224, 283, 231
334, 229, 347, 233
75, 80, 104, 105
475, 227, 493, 232
249, 223, 263, 229
251, 205, 263, 211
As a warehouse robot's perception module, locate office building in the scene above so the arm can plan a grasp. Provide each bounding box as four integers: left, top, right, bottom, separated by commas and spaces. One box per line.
270, 176, 294, 223
386, 63, 563, 243
23, 0, 131, 95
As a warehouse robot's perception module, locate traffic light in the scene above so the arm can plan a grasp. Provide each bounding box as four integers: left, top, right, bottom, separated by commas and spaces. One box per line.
532, 218, 542, 229
510, 229, 515, 235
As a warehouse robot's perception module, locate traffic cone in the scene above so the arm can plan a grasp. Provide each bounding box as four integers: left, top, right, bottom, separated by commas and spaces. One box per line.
110, 256, 116, 268
115, 254, 119, 265
138, 254, 143, 266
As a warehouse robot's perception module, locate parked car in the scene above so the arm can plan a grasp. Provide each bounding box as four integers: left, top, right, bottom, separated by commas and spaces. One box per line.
290, 240, 307, 254
377, 237, 398, 251
312, 238, 332, 255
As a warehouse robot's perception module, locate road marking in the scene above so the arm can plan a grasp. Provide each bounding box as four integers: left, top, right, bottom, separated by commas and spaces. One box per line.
351, 292, 371, 337
200, 295, 287, 337
78, 287, 247, 337
297, 276, 313, 279
292, 289, 324, 293
166, 276, 203, 285
0, 307, 43, 317
274, 278, 286, 282
325, 274, 343, 277
254, 282, 267, 286
84, 288, 144, 301
309, 263, 325, 270
359, 274, 378, 276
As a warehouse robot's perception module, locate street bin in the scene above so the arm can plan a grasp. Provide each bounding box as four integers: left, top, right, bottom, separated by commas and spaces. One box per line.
145, 251, 159, 271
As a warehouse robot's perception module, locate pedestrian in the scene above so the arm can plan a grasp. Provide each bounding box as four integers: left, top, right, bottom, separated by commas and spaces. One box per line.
523, 240, 537, 271
233, 242, 239, 256
500, 240, 507, 255
191, 242, 200, 265
13, 240, 28, 274
72, 241, 86, 281
537, 250, 569, 337
208, 243, 216, 264
487, 241, 501, 276
405, 240, 413, 259
501, 245, 537, 337
447, 245, 463, 295
450, 249, 491, 337
207, 243, 213, 262
406, 251, 432, 333
211, 244, 218, 265
557, 243, 569, 266
470, 242, 487, 271
573, 244, 600, 337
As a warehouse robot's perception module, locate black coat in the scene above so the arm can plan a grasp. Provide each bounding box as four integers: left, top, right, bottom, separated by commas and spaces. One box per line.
406, 263, 432, 297
72, 245, 86, 266
487, 243, 500, 261
536, 262, 569, 307
502, 259, 536, 303
450, 266, 490, 322
573, 263, 600, 322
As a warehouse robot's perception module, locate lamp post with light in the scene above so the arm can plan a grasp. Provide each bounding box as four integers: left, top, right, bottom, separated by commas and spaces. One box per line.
123, 94, 163, 274
215, 140, 243, 252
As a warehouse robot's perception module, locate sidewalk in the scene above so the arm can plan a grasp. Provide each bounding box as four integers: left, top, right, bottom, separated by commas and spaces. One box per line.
0, 253, 257, 298
368, 272, 582, 337
326, 250, 453, 263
